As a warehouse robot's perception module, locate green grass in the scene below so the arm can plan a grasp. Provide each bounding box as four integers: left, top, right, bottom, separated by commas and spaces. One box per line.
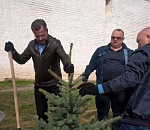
0, 80, 97, 130
0, 90, 37, 130
0, 80, 34, 92
0, 80, 34, 86
0, 80, 37, 130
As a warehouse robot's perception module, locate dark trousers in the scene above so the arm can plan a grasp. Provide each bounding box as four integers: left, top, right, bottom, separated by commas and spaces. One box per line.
34, 85, 60, 123
95, 91, 125, 130
119, 123, 150, 130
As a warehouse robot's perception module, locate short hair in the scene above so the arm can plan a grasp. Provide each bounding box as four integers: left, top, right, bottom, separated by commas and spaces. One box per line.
113, 29, 124, 37
31, 19, 47, 31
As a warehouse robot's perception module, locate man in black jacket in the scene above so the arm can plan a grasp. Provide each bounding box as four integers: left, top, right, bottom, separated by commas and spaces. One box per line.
4, 19, 74, 123
82, 29, 133, 130
78, 27, 150, 130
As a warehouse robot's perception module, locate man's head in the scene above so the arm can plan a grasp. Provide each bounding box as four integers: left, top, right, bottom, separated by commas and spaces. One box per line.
136, 27, 150, 48
110, 29, 124, 50
31, 19, 48, 44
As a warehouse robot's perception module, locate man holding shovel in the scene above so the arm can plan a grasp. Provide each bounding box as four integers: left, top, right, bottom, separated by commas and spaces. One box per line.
4, 19, 74, 123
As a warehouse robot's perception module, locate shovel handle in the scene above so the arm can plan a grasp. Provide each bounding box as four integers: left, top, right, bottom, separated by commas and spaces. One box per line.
8, 51, 21, 130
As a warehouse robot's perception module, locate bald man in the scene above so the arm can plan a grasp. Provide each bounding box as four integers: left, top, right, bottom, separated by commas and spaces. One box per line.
78, 27, 150, 130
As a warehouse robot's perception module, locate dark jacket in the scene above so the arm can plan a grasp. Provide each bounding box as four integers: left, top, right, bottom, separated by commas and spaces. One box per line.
12, 35, 69, 87
84, 43, 133, 84
102, 43, 150, 126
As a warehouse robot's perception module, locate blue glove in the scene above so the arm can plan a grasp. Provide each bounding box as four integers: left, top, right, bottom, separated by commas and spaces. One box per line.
4, 41, 15, 52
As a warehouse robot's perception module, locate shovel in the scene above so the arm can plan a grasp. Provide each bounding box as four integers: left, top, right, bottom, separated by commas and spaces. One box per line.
8, 51, 21, 130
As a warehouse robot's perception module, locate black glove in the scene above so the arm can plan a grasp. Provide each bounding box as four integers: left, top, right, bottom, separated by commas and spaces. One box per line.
77, 82, 99, 96
82, 75, 88, 82
4, 41, 15, 52
64, 63, 74, 73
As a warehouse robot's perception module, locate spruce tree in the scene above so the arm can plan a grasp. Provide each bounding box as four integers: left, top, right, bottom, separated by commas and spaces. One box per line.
35, 43, 122, 130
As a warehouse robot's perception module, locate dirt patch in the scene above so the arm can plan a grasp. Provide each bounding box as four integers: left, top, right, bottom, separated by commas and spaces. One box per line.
0, 85, 33, 93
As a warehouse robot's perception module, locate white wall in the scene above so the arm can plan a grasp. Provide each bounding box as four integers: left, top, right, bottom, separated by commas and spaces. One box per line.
0, 0, 150, 81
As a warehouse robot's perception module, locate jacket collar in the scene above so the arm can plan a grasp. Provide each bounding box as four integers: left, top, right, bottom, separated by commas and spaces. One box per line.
106, 42, 128, 51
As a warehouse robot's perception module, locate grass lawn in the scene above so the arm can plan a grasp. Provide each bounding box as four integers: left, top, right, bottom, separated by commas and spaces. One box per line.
0, 80, 38, 130
0, 80, 98, 130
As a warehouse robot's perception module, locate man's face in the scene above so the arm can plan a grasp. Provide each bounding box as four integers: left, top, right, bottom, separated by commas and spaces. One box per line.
110, 30, 124, 49
33, 26, 48, 44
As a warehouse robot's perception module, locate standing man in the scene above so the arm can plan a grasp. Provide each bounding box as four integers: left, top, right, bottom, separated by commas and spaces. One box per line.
82, 29, 133, 130
4, 19, 74, 123
78, 27, 150, 130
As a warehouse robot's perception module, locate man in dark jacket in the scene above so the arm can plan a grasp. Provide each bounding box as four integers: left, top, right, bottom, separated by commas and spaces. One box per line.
4, 19, 74, 123
78, 27, 150, 130
82, 29, 133, 130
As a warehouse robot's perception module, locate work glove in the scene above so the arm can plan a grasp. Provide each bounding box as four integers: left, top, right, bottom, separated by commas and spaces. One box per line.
64, 63, 74, 73
82, 74, 88, 82
77, 82, 99, 96
4, 41, 15, 52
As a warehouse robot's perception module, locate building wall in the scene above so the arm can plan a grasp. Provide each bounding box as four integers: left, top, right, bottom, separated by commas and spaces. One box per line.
0, 0, 150, 81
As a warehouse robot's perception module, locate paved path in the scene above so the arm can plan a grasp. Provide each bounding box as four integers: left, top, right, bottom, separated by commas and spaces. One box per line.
0, 85, 34, 93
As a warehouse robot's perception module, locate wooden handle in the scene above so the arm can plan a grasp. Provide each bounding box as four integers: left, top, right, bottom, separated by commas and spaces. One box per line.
68, 43, 73, 79
8, 51, 21, 130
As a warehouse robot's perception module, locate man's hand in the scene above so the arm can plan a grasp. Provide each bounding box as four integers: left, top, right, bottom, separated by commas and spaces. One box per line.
82, 75, 88, 82
4, 41, 15, 52
64, 63, 74, 73
77, 82, 99, 96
